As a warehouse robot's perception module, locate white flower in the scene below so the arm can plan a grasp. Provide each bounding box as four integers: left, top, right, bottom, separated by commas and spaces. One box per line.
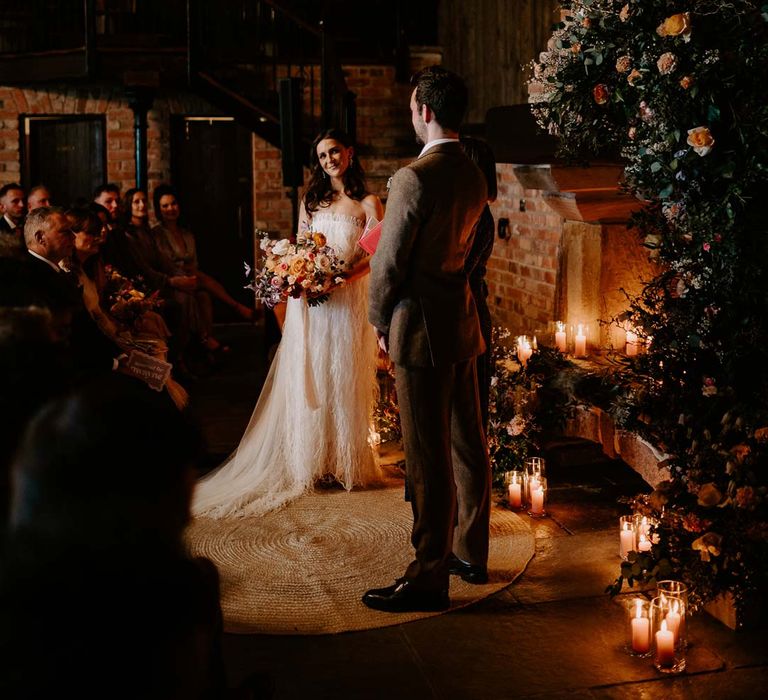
272, 238, 291, 256
506, 415, 527, 437
259, 237, 271, 251
386, 176, 394, 191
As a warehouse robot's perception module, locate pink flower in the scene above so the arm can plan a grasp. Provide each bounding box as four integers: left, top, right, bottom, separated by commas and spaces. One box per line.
703, 242, 711, 252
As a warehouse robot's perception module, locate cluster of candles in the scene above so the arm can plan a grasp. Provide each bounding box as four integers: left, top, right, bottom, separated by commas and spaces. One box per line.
552, 320, 648, 357
619, 515, 687, 673
627, 582, 688, 674
505, 457, 547, 517
552, 321, 588, 357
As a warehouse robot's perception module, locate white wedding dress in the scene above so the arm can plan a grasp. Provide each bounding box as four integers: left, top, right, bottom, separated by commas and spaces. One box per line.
193, 212, 382, 518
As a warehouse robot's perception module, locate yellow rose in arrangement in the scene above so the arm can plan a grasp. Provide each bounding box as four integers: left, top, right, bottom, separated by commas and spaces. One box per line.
312, 232, 327, 247
692, 532, 722, 561
687, 126, 715, 156
289, 258, 308, 276
657, 12, 691, 39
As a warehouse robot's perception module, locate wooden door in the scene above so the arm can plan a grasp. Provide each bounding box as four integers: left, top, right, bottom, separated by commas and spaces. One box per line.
170, 116, 254, 315
21, 115, 106, 208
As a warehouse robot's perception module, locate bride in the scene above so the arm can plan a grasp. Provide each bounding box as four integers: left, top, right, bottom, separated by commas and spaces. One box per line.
193, 129, 385, 518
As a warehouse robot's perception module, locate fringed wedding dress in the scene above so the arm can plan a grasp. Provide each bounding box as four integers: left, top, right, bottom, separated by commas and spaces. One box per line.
193, 212, 381, 518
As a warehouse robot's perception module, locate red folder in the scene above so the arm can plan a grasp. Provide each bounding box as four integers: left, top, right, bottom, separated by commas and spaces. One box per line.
358, 219, 383, 255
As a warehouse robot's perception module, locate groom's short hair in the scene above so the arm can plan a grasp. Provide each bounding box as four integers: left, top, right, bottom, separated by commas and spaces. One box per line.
410, 66, 468, 132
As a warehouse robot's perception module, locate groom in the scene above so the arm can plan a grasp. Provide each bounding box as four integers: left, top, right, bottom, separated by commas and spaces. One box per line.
364, 66, 491, 612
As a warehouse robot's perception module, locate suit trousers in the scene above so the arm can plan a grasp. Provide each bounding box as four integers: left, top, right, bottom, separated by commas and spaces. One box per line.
395, 356, 491, 590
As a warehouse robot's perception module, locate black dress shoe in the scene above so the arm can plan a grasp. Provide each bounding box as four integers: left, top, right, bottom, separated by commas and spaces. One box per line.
362, 579, 450, 613
448, 554, 489, 584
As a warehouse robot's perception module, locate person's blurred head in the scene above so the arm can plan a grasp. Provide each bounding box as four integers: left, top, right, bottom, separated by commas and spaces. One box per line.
67, 208, 105, 261
120, 187, 149, 227
460, 137, 498, 202
409, 66, 468, 143
92, 183, 120, 221
24, 206, 74, 263
153, 184, 181, 226
9, 375, 204, 550
0, 183, 26, 223
27, 185, 52, 211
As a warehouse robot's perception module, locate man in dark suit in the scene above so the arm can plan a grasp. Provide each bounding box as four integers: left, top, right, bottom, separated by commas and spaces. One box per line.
22, 206, 123, 374
364, 67, 491, 612
0, 183, 26, 259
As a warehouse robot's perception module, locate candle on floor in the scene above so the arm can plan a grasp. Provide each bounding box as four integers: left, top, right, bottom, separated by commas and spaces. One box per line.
508, 480, 522, 508
619, 516, 635, 560
631, 599, 651, 654
517, 336, 533, 366
655, 619, 676, 667
530, 484, 544, 514
638, 533, 652, 552
555, 321, 567, 353
574, 324, 587, 357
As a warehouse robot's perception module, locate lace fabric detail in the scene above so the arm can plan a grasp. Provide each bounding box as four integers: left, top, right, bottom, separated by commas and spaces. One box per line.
193, 214, 380, 519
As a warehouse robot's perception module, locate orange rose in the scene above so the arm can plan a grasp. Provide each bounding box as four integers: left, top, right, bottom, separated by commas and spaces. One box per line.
289, 258, 307, 276
619, 4, 630, 22
657, 12, 691, 39
615, 55, 632, 73
571, 43, 582, 54
593, 83, 609, 104
312, 232, 327, 247
627, 69, 643, 86
679, 75, 693, 89
687, 126, 715, 156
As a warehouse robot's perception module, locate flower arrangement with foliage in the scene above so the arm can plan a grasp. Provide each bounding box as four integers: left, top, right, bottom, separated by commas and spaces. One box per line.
102, 265, 161, 327
533, 0, 768, 614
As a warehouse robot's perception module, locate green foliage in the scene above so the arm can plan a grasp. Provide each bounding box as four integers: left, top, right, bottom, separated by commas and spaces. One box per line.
534, 0, 768, 610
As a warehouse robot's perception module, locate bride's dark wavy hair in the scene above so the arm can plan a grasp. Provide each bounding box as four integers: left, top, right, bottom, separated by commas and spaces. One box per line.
303, 129, 368, 214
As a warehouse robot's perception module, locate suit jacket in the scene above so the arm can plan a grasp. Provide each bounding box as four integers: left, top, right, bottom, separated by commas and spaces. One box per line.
368, 141, 488, 367
0, 216, 25, 259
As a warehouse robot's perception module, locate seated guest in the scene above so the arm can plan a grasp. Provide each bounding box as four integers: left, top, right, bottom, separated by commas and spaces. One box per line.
27, 184, 52, 211
23, 206, 123, 375
151, 184, 254, 354
0, 376, 228, 699
92, 182, 120, 223
0, 183, 26, 259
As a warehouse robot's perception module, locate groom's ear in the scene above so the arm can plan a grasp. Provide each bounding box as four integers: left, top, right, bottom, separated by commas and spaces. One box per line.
421, 103, 433, 124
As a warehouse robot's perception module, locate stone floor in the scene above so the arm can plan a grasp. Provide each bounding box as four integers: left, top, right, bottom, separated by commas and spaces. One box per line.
190, 323, 768, 699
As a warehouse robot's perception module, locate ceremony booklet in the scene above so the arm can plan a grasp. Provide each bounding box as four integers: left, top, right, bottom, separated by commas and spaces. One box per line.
125, 350, 172, 392
358, 216, 383, 255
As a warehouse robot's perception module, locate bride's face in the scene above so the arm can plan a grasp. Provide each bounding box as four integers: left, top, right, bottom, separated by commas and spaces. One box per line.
316, 139, 352, 179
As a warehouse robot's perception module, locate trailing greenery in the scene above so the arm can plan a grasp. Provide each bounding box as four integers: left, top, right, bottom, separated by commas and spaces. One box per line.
533, 0, 768, 612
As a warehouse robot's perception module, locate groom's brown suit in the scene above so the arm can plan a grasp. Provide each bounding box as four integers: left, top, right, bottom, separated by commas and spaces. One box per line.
369, 141, 490, 590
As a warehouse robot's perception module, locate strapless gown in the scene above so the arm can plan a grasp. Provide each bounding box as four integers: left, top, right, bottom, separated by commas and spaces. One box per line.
193, 212, 381, 518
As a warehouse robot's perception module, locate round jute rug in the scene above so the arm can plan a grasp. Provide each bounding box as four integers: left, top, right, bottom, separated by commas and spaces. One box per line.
186, 484, 534, 635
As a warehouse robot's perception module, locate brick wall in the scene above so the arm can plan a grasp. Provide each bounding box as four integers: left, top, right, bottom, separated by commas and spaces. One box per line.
487, 164, 564, 336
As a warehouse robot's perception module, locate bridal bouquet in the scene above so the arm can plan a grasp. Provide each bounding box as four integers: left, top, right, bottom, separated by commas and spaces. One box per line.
247, 230, 346, 308
102, 265, 161, 325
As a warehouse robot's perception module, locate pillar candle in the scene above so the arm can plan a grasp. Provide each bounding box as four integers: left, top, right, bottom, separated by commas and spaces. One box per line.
508, 482, 522, 508
555, 330, 567, 353
530, 485, 544, 515
620, 522, 634, 560
665, 600, 682, 644
631, 600, 651, 654
626, 329, 638, 357
638, 533, 652, 552
655, 620, 676, 667
574, 324, 587, 357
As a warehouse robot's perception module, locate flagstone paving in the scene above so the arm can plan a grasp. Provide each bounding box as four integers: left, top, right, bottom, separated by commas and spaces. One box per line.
194, 323, 768, 699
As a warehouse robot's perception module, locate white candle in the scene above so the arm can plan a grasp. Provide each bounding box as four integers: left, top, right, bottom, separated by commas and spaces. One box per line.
620, 522, 634, 560
655, 619, 676, 667
638, 533, 652, 552
574, 324, 587, 357
665, 600, 682, 644
626, 329, 638, 356
555, 321, 567, 353
508, 482, 522, 508
517, 336, 533, 366
530, 485, 544, 515
631, 600, 651, 654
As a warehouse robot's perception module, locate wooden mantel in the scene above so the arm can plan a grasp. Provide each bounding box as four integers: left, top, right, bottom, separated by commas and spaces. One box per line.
511, 163, 642, 224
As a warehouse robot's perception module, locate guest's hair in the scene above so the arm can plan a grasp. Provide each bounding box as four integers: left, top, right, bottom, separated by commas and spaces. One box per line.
27, 184, 50, 200
460, 137, 498, 202
119, 187, 148, 227
23, 206, 66, 247
67, 207, 102, 238
92, 183, 120, 200
303, 129, 367, 215
410, 66, 468, 132
153, 184, 180, 223
0, 182, 24, 200
10, 375, 204, 548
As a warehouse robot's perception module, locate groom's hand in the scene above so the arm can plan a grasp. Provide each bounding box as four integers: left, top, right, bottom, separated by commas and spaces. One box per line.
375, 328, 388, 354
